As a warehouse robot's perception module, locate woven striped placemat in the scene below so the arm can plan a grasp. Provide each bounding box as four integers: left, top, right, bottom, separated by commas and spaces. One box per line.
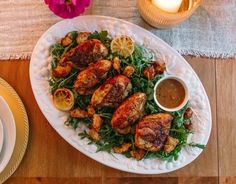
0, 0, 235, 60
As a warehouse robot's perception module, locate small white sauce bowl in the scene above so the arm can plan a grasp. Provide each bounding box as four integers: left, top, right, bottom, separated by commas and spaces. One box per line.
153, 75, 189, 112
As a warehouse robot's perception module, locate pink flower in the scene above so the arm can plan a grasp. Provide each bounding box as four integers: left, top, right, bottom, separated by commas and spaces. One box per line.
45, 0, 91, 19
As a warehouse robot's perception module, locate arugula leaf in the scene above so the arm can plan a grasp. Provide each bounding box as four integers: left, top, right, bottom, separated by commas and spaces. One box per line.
78, 131, 90, 139
68, 31, 78, 40
50, 43, 65, 60
189, 143, 205, 149
65, 117, 92, 129
96, 144, 113, 153
74, 94, 91, 109
88, 30, 111, 48
48, 70, 78, 92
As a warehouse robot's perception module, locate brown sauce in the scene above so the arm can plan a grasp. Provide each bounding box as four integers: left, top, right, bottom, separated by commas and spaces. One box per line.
156, 79, 185, 108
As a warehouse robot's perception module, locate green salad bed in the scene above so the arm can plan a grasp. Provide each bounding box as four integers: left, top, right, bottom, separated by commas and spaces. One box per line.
49, 30, 204, 161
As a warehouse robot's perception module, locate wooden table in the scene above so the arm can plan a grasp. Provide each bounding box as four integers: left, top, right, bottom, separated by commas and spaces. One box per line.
0, 56, 235, 184
0, 1, 235, 183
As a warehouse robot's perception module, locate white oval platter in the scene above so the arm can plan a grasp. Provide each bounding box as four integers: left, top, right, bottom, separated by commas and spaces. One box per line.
29, 15, 212, 174
0, 117, 3, 156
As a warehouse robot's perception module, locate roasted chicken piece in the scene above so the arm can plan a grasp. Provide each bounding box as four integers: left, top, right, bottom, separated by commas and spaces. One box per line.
184, 122, 193, 131
135, 113, 173, 152
90, 75, 132, 108
123, 66, 135, 77
113, 143, 132, 154
76, 32, 91, 44
87, 105, 96, 117
52, 63, 72, 78
184, 107, 193, 119
61, 33, 73, 47
142, 61, 166, 80
52, 39, 108, 78
143, 65, 155, 80
61, 31, 90, 46
92, 114, 103, 131
111, 93, 147, 134
130, 148, 146, 160
70, 108, 88, 118
74, 60, 112, 95
112, 57, 121, 73
89, 128, 100, 141
89, 114, 103, 141
60, 39, 108, 68
163, 136, 179, 153
153, 61, 166, 75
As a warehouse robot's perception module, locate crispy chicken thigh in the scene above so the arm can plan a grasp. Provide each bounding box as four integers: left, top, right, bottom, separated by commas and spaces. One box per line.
111, 93, 147, 134
52, 63, 72, 78
90, 75, 132, 108
135, 113, 173, 152
53, 39, 108, 78
74, 60, 112, 95
60, 39, 108, 68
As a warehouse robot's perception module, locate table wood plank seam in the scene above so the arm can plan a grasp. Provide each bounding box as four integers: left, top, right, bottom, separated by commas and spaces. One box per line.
0, 54, 225, 182
215, 59, 220, 184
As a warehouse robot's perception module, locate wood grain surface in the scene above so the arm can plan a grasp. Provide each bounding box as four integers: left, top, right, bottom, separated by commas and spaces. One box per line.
216, 61, 236, 178
0, 0, 235, 183
0, 56, 234, 184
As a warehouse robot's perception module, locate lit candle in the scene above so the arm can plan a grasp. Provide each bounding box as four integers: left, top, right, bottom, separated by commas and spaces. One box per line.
152, 0, 183, 13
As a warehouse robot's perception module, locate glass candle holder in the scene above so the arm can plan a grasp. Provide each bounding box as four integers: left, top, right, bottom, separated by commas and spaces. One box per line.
137, 0, 201, 28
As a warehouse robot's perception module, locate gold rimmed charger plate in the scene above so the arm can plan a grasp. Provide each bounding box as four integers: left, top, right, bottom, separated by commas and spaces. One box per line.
0, 77, 29, 183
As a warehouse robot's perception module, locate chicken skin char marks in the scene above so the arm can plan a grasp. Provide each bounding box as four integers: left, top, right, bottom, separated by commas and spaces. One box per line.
90, 75, 132, 108
135, 113, 173, 152
60, 39, 108, 68
111, 93, 147, 134
52, 39, 108, 78
74, 60, 112, 95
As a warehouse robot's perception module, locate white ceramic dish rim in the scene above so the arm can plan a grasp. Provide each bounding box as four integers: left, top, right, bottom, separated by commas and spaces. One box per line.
29, 15, 212, 174
0, 96, 16, 173
153, 75, 189, 112
0, 118, 4, 155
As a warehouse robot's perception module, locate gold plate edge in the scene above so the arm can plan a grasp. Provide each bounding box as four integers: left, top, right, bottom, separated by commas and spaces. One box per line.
0, 77, 29, 183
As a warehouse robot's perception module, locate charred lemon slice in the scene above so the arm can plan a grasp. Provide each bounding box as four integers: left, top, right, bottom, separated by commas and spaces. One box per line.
111, 35, 134, 58
53, 88, 74, 111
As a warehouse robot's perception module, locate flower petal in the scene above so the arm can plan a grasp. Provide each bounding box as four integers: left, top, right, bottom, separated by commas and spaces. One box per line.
45, 0, 90, 18
72, 0, 77, 5
52, 0, 65, 5
44, 0, 51, 4
79, 0, 90, 6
